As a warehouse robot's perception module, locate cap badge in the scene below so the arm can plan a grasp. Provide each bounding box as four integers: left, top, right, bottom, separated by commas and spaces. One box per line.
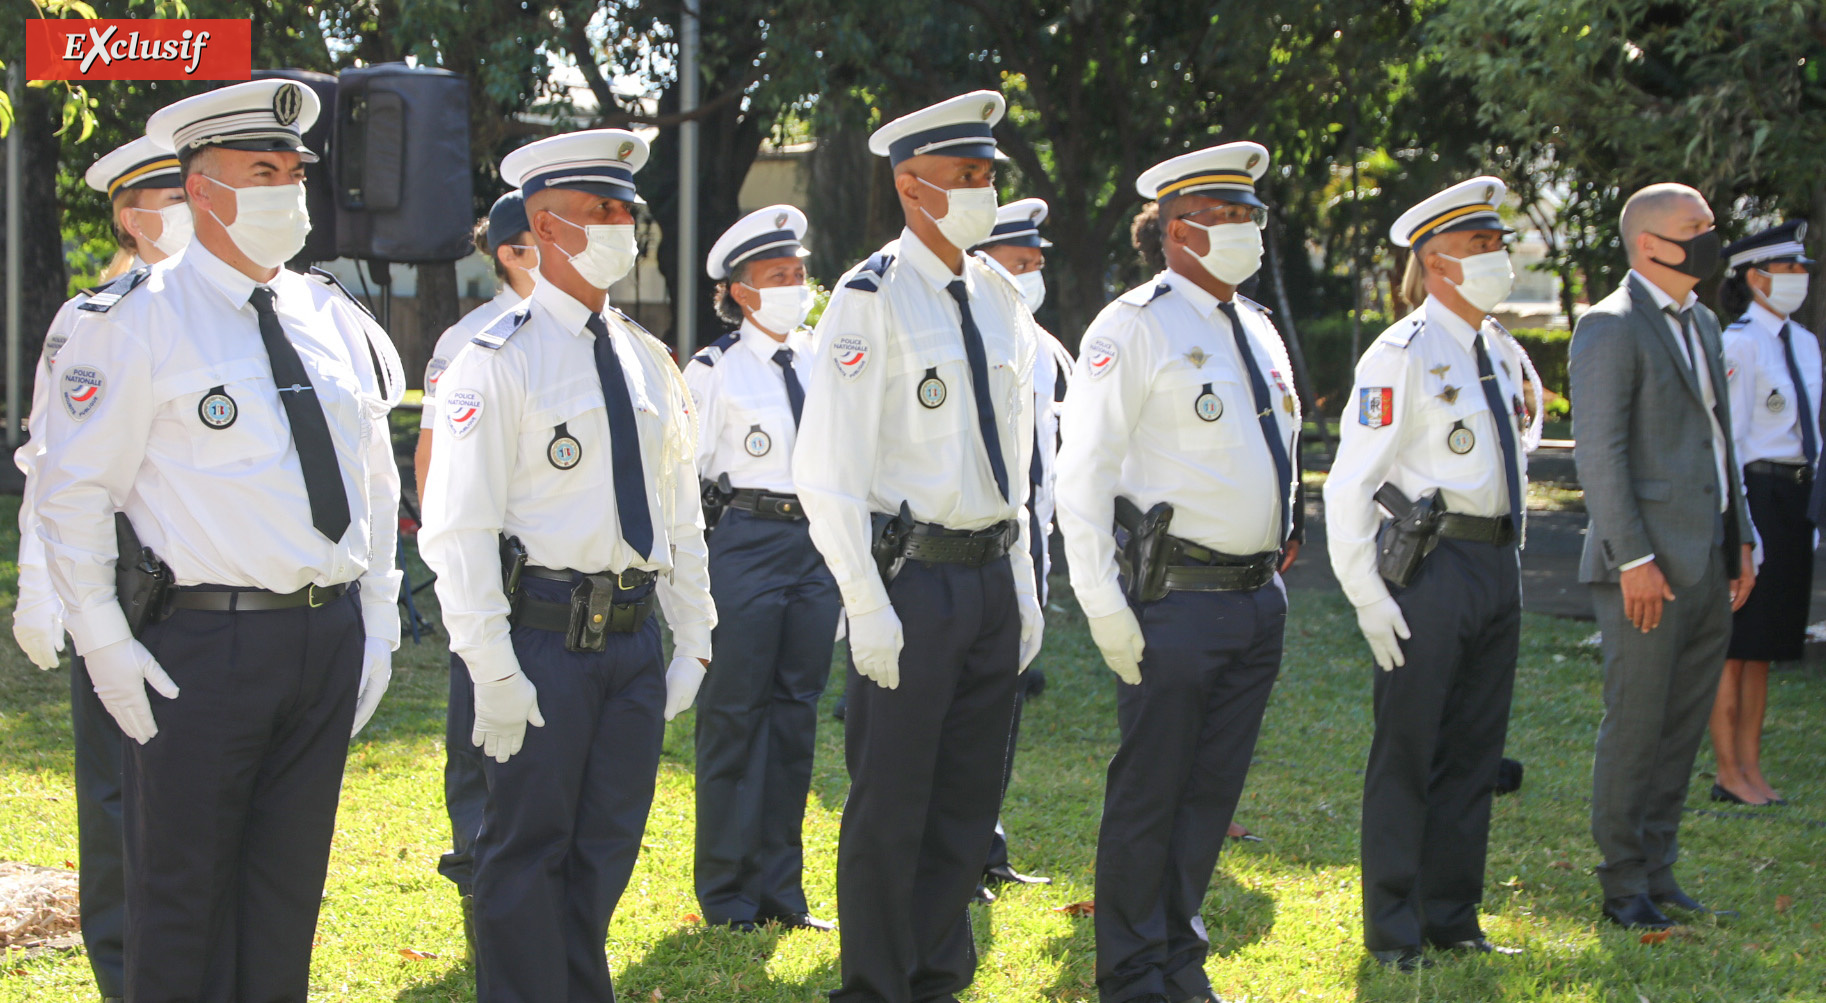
617, 140, 636, 160
981, 101, 995, 120
272, 83, 304, 127
1246, 153, 1261, 169
774, 211, 789, 229
1798, 221, 1810, 242
1482, 184, 1496, 202
1029, 207, 1043, 220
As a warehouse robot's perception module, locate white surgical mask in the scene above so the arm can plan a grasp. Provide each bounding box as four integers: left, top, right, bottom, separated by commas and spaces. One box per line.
1436, 249, 1515, 313
130, 203, 194, 258
1758, 270, 1810, 317
546, 213, 638, 290
918, 178, 998, 251
1181, 218, 1264, 284
742, 283, 813, 335
1013, 269, 1046, 311
201, 176, 310, 268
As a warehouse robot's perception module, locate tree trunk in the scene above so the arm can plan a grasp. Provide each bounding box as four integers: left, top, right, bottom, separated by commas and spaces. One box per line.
1265, 216, 1332, 455
0, 86, 70, 438
412, 261, 460, 390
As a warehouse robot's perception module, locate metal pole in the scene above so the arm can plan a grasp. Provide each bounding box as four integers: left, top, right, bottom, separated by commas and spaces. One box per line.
5, 64, 23, 449
675, 0, 700, 358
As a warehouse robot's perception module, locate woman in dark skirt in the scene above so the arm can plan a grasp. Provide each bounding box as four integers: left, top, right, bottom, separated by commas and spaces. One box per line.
1716, 220, 1818, 806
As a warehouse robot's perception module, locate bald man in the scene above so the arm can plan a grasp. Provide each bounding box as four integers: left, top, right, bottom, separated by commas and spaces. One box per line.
1570, 182, 1755, 931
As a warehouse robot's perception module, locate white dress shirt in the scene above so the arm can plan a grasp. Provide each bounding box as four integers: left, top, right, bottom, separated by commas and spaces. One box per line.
683, 318, 813, 493
1324, 299, 1533, 608
34, 242, 405, 654
792, 229, 1039, 617
417, 277, 715, 684
421, 287, 524, 430
1030, 326, 1073, 589
1722, 300, 1822, 467
1055, 268, 1301, 620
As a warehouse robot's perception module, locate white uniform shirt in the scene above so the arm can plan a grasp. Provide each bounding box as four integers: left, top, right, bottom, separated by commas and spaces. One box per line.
417, 277, 715, 684
792, 229, 1039, 616
683, 319, 813, 493
1030, 327, 1073, 589
421, 287, 524, 430
34, 242, 405, 654
1723, 300, 1822, 467
1324, 299, 1532, 608
1056, 268, 1301, 620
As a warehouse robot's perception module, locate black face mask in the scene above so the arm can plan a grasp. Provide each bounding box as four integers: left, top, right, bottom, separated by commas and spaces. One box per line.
1649, 227, 1722, 279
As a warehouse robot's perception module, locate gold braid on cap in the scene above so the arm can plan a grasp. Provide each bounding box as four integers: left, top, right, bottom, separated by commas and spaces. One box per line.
1408, 202, 1497, 245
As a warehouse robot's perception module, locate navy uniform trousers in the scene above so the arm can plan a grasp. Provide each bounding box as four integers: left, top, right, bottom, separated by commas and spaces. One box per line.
127, 587, 364, 1003
441, 652, 488, 895
1361, 539, 1520, 952
70, 654, 126, 1000
834, 557, 1020, 1003
472, 575, 666, 1003
1095, 582, 1285, 1003
984, 523, 1049, 875
695, 508, 840, 925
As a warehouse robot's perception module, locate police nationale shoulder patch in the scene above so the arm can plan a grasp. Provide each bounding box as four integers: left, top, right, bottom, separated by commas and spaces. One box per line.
1359, 387, 1393, 428
1084, 337, 1119, 380
425, 357, 450, 396
832, 335, 870, 380
443, 388, 484, 439
61, 365, 106, 421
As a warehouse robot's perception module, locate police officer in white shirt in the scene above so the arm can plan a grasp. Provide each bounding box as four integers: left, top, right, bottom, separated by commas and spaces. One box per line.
1325, 177, 1535, 970
1714, 220, 1818, 807
10, 132, 190, 1003
969, 196, 1069, 896
683, 204, 839, 933
1057, 141, 1300, 1003
793, 90, 1042, 1003
34, 79, 405, 1001
417, 128, 714, 1003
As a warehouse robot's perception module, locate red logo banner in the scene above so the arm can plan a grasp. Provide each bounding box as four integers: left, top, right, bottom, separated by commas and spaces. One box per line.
24, 20, 252, 81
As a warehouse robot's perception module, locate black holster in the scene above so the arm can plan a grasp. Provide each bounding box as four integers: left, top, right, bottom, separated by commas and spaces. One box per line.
869, 500, 914, 586
1374, 483, 1443, 588
115, 513, 173, 637
563, 574, 652, 652
700, 472, 734, 533
1113, 496, 1175, 604
500, 534, 528, 597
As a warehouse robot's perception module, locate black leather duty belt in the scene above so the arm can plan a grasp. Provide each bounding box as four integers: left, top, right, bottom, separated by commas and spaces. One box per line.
1437, 513, 1517, 546
729, 488, 807, 521
1160, 537, 1278, 592
509, 565, 657, 636
900, 520, 1019, 567
1746, 460, 1812, 485
165, 580, 355, 612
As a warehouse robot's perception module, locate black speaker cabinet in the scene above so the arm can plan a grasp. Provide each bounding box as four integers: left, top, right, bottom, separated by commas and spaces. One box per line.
332, 63, 473, 263
252, 68, 338, 264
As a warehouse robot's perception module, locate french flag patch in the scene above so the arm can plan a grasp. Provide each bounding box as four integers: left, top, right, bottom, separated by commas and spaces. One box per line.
1359, 387, 1393, 428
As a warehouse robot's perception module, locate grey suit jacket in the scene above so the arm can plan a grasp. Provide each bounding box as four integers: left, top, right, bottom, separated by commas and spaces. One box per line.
1569, 275, 1753, 587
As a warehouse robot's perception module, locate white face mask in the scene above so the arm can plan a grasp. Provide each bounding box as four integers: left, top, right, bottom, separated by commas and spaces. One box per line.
1013, 269, 1046, 311
1181, 218, 1264, 284
547, 213, 638, 290
917, 177, 998, 251
129, 203, 193, 258
742, 282, 812, 334
201, 176, 310, 268
1435, 248, 1515, 313
1759, 270, 1810, 317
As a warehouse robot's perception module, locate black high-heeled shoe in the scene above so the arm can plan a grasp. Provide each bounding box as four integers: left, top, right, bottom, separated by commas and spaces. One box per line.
1710, 783, 1769, 806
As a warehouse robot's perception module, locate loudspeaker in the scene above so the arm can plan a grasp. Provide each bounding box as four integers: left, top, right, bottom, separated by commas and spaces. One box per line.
253, 68, 339, 264
332, 63, 473, 263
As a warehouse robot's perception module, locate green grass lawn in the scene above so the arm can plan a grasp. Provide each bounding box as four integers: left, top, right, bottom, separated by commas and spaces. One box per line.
1, 493, 1823, 1002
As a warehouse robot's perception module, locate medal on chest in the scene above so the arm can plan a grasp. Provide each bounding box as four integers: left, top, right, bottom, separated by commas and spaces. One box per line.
547, 422, 582, 470
198, 385, 238, 429
918, 367, 948, 409
1768, 388, 1788, 413
744, 423, 773, 457
1270, 368, 1295, 415
1194, 382, 1223, 422
1446, 419, 1475, 455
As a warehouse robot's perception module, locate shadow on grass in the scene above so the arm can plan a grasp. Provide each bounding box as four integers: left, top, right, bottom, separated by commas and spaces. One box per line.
614, 921, 839, 1001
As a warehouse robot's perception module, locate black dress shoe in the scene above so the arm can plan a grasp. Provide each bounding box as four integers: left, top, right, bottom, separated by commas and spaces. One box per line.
973, 883, 997, 904
1710, 783, 1768, 805
1652, 890, 1737, 918
1436, 938, 1521, 955
763, 912, 834, 932
709, 918, 759, 932
984, 863, 1052, 886
1603, 893, 1673, 929
1370, 947, 1433, 972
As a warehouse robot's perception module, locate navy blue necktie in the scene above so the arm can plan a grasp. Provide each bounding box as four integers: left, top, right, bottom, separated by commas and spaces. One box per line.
249, 286, 350, 542
587, 314, 654, 560
1217, 300, 1292, 543
945, 280, 1011, 502
1776, 322, 1817, 466
1474, 331, 1523, 528
772, 347, 804, 428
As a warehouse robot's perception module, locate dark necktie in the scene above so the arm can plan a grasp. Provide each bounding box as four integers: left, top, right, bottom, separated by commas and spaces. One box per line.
945, 280, 1011, 502
1776, 322, 1818, 466
1474, 330, 1523, 528
1216, 300, 1292, 543
248, 286, 349, 542
1667, 306, 1702, 380
772, 347, 804, 428
587, 314, 654, 560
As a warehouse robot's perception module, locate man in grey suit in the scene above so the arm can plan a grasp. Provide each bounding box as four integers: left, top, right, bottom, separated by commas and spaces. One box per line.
1570, 182, 1756, 931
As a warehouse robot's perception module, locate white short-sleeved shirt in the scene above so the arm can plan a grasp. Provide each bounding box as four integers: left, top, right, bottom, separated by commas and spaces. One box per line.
1723, 300, 1822, 467
683, 319, 813, 493
422, 288, 524, 429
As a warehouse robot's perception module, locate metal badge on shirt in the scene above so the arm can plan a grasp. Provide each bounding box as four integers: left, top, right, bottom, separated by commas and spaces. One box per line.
918, 367, 947, 408
548, 423, 582, 469
1194, 382, 1223, 421
744, 424, 772, 456
198, 385, 238, 429
1447, 420, 1475, 454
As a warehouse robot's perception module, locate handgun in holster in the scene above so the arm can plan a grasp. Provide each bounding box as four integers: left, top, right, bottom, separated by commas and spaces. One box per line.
1113, 496, 1175, 604
700, 472, 734, 533
1374, 483, 1443, 588
869, 500, 914, 586
564, 573, 647, 653
115, 513, 173, 638
500, 534, 528, 603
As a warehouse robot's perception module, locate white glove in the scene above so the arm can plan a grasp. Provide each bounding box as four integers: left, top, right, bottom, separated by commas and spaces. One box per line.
663, 655, 707, 721
1087, 608, 1145, 685
84, 638, 179, 744
848, 604, 904, 690
350, 637, 393, 738
471, 671, 544, 763
1355, 597, 1411, 672
1017, 593, 1044, 672
12, 596, 65, 670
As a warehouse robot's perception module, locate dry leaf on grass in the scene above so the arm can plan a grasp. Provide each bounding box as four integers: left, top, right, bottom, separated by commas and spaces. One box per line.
1639, 929, 1671, 945
1054, 901, 1095, 916
1776, 895, 1793, 914
0, 861, 80, 950
398, 948, 438, 960
1550, 860, 1574, 870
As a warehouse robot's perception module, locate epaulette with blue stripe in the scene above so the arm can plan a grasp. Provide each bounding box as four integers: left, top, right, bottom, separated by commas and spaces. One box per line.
844, 252, 897, 293
76, 267, 150, 313
1237, 293, 1273, 316
1725, 316, 1751, 329
471, 306, 532, 350
308, 266, 377, 319
1382, 315, 1425, 349
606, 306, 656, 338
690, 330, 742, 367
1117, 281, 1172, 308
